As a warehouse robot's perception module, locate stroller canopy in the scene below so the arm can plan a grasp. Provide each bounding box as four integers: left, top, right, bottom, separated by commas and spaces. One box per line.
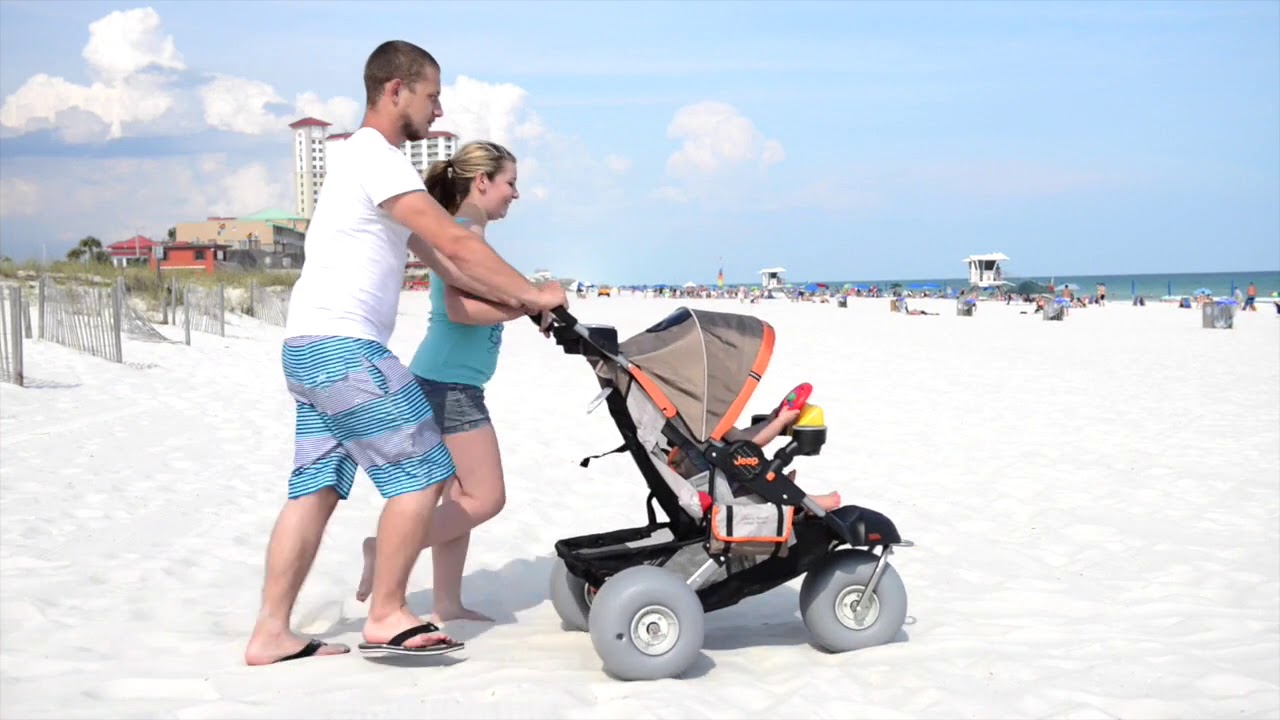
606, 307, 775, 442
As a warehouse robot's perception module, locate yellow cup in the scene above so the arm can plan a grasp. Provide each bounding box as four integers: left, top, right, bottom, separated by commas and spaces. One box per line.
795, 404, 825, 428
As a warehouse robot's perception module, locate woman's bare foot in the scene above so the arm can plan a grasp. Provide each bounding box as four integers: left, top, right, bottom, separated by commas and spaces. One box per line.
356, 537, 376, 602
244, 629, 350, 666
363, 608, 456, 649
430, 605, 494, 623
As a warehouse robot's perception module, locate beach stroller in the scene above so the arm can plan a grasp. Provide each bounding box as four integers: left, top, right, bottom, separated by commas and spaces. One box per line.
542, 307, 912, 681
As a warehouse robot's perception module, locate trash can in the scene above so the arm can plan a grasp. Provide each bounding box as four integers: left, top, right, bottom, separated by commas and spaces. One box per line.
956, 298, 976, 317
837, 296, 847, 309
1202, 299, 1236, 329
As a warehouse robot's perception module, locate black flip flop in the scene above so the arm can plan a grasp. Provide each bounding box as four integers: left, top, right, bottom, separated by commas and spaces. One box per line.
357, 622, 465, 657
273, 639, 348, 664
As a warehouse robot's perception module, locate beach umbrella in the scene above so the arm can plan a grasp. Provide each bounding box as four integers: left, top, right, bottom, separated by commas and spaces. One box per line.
908, 283, 940, 290
803, 283, 819, 293
1193, 287, 1212, 296
1059, 283, 1080, 291
1014, 280, 1047, 295
1130, 279, 1136, 296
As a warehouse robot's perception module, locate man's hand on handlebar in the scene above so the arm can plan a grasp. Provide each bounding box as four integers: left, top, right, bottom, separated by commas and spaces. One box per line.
524, 283, 569, 336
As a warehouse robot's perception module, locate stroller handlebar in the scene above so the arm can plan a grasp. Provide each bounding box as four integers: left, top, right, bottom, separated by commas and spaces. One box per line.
527, 305, 579, 330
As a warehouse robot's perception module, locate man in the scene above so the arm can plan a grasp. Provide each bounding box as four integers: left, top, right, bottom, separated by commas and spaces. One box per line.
244, 40, 566, 665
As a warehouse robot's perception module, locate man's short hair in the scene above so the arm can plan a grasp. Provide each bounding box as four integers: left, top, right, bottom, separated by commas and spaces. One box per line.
364, 41, 440, 107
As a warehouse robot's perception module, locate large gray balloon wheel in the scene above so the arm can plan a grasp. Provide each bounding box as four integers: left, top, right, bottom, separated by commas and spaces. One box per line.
799, 549, 907, 653
587, 565, 705, 681
549, 557, 593, 632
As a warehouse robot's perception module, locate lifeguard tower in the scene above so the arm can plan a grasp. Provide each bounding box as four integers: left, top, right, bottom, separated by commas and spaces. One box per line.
758, 266, 786, 297
964, 252, 1010, 289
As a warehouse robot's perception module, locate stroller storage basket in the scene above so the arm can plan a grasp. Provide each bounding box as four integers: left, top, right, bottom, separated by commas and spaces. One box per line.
555, 521, 702, 589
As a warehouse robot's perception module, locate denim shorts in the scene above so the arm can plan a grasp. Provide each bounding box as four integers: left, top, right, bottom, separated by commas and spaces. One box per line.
415, 377, 492, 435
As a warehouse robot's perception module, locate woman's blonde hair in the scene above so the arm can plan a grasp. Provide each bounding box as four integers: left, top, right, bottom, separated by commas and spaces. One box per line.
424, 140, 517, 215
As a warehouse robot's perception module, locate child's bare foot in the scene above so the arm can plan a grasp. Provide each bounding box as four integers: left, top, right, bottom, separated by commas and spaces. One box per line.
430, 605, 494, 623
355, 537, 376, 602
810, 492, 841, 512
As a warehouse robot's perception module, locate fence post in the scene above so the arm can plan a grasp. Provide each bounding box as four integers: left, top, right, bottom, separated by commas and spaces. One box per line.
37, 275, 45, 340
248, 279, 256, 318
183, 284, 191, 346
218, 283, 225, 337
112, 277, 124, 363
10, 285, 23, 387
161, 275, 169, 325
22, 298, 32, 339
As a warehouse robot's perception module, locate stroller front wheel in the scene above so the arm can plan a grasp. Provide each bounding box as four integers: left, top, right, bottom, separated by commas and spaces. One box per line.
549, 557, 592, 632
588, 565, 704, 681
800, 549, 907, 653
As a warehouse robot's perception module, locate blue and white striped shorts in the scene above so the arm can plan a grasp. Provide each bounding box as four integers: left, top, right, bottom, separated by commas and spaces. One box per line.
282, 336, 456, 500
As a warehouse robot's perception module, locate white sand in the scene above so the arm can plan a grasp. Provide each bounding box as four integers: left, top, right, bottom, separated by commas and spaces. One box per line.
2, 293, 1277, 719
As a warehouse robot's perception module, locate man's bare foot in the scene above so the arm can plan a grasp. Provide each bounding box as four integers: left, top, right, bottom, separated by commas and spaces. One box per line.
356, 537, 376, 602
363, 608, 456, 649
244, 630, 350, 666
430, 605, 494, 623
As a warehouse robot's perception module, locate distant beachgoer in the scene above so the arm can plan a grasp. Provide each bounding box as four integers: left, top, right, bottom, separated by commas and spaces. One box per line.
1097, 283, 1106, 305
1245, 282, 1257, 311
244, 40, 566, 666
356, 140, 532, 624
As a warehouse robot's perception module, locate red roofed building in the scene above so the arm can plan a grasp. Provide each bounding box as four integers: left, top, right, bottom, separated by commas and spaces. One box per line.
107, 235, 159, 268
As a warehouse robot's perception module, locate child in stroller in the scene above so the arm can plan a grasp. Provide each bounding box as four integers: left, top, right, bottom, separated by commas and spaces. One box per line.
666, 400, 842, 516
540, 306, 912, 682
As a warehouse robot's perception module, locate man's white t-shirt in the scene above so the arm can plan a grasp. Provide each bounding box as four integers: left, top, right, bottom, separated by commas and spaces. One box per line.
285, 127, 425, 346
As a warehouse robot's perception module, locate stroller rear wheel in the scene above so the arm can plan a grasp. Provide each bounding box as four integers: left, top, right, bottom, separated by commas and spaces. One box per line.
549, 558, 593, 632
588, 565, 704, 681
799, 549, 907, 653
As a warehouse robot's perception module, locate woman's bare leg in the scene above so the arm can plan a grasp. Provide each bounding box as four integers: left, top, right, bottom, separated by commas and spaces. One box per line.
356, 425, 506, 614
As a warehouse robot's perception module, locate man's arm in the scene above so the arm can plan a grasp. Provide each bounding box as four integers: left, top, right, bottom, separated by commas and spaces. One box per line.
384, 190, 560, 311
443, 284, 527, 325
406, 232, 499, 302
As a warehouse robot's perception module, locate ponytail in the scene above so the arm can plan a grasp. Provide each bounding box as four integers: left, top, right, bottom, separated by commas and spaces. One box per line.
424, 159, 462, 214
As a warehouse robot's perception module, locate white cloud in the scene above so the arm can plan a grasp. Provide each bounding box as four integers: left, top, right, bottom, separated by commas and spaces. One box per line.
81, 7, 185, 83
0, 154, 294, 258
604, 154, 632, 173
663, 101, 784, 178
0, 7, 358, 142
0, 8, 183, 141
199, 75, 287, 135
198, 78, 363, 136
433, 75, 545, 147
0, 179, 40, 217
295, 91, 362, 133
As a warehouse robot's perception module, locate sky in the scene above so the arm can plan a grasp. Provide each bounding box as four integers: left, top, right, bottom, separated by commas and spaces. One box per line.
0, 0, 1276, 285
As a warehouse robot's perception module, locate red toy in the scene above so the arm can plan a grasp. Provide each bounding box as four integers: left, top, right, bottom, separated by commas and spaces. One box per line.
779, 382, 813, 412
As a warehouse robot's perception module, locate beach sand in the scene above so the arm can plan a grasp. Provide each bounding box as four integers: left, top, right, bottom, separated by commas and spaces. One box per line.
2, 293, 1277, 719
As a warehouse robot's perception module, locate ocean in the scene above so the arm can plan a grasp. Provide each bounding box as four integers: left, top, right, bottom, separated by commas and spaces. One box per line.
795, 270, 1280, 300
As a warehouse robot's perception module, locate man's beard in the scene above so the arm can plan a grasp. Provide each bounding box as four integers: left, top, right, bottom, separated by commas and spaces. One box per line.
402, 115, 428, 142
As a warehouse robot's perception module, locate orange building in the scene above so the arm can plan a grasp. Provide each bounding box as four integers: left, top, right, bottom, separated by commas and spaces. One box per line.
150, 242, 230, 275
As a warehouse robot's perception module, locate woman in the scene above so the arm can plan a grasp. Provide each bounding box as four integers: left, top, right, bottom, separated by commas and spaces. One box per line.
356, 141, 527, 623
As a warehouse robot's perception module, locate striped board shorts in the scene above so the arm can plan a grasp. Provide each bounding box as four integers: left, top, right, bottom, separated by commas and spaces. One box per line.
282, 335, 456, 500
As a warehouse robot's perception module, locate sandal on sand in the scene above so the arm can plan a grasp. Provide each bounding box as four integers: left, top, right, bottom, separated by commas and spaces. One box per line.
273, 639, 348, 664
357, 623, 465, 657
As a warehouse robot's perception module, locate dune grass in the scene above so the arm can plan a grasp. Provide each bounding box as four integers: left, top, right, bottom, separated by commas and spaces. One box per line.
0, 259, 299, 310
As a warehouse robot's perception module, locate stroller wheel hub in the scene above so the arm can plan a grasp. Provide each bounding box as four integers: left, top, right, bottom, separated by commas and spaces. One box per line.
630, 605, 680, 656
835, 585, 880, 630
